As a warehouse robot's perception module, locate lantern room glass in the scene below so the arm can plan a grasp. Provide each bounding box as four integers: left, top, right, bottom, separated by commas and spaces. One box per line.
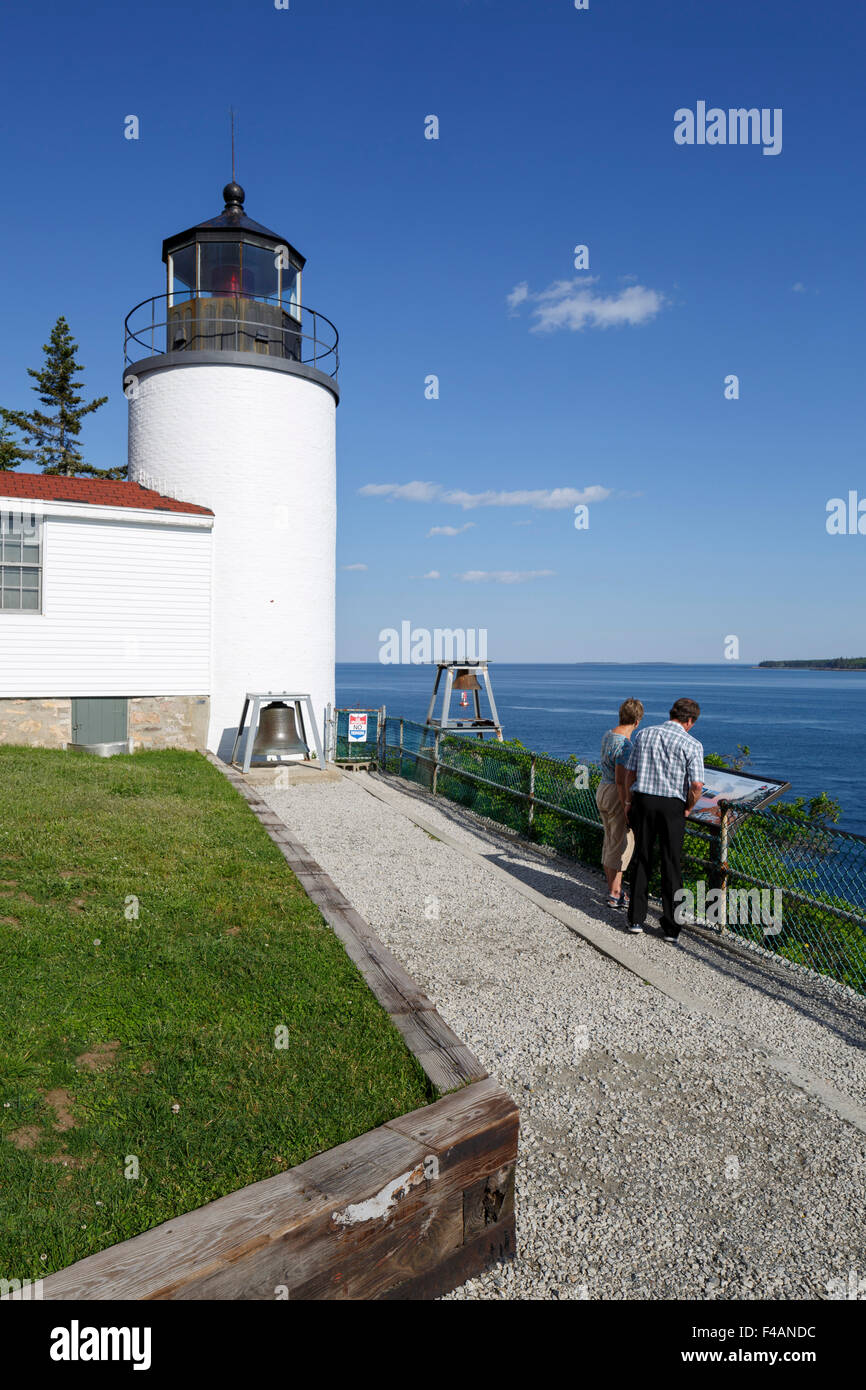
200, 242, 243, 297
171, 244, 196, 292
282, 266, 300, 319
242, 244, 280, 299
168, 240, 300, 312
195, 242, 279, 300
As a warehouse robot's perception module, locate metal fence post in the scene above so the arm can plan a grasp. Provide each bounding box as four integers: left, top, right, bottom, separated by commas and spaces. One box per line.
323, 703, 332, 763
432, 732, 440, 794
717, 804, 730, 929
398, 718, 404, 778
528, 754, 536, 831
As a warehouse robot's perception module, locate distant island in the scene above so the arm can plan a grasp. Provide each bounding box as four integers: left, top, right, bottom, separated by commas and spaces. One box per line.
759, 658, 866, 670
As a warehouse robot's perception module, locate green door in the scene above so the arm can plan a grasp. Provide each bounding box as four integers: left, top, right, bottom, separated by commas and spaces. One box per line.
71, 698, 128, 745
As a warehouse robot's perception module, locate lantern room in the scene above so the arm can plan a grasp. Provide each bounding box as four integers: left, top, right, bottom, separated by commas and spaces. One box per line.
161, 181, 305, 359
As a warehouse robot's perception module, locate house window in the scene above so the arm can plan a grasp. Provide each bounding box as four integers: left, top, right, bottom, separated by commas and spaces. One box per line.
0, 510, 42, 612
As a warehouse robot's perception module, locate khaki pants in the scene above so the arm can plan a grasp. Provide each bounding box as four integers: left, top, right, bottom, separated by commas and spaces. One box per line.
595, 781, 634, 873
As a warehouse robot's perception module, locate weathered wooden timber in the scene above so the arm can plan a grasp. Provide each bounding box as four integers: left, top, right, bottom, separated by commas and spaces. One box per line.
40, 755, 518, 1300
41, 1077, 517, 1301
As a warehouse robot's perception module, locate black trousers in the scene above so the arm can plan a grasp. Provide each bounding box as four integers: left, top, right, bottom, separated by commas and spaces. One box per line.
627, 790, 687, 935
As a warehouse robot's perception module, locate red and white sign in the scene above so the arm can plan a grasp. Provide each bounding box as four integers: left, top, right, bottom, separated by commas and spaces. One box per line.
347, 712, 369, 742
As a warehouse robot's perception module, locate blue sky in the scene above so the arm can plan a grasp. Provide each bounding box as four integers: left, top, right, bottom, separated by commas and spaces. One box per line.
1, 0, 864, 663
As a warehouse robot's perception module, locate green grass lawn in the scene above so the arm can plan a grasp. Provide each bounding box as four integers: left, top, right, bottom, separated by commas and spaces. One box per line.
0, 746, 433, 1281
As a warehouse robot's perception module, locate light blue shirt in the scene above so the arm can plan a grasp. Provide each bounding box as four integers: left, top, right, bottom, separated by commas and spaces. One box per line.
626, 721, 705, 802
599, 730, 632, 785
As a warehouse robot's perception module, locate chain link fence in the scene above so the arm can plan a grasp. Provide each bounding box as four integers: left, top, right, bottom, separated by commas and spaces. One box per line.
380, 717, 866, 995
324, 706, 384, 764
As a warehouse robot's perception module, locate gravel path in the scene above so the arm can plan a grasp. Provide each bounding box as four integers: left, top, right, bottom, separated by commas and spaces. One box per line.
261, 770, 866, 1301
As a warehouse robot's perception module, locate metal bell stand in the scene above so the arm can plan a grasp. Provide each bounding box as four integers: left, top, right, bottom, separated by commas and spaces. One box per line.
231, 692, 326, 773
423, 662, 503, 741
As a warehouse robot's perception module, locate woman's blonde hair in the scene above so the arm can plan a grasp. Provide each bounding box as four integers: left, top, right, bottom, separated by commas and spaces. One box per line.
619, 698, 644, 726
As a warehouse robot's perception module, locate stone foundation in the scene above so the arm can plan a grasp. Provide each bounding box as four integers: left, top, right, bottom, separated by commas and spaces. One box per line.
0, 698, 72, 748
129, 696, 209, 751
0, 696, 209, 753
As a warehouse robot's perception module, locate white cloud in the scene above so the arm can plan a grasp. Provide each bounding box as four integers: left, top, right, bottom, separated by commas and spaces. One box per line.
423, 570, 440, 579
358, 480, 440, 502
445, 486, 609, 510
507, 275, 665, 333
427, 523, 476, 536
534, 275, 599, 301
361, 481, 609, 511
456, 569, 554, 584
792, 282, 806, 293
506, 281, 530, 313
341, 563, 368, 571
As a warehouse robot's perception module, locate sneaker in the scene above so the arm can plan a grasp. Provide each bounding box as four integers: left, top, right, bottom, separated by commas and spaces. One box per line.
626, 922, 644, 934
661, 931, 681, 944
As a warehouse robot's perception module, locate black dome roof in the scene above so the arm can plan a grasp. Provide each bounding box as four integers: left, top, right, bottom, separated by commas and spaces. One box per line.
161, 182, 305, 268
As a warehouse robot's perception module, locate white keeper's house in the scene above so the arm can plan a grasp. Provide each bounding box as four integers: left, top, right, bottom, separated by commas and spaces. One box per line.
0, 181, 339, 760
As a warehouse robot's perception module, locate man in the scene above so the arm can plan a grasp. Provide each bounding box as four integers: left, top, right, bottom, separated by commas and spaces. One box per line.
622, 697, 704, 942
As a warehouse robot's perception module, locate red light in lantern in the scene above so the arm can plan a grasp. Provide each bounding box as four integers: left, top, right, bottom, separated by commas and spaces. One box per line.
214, 266, 242, 296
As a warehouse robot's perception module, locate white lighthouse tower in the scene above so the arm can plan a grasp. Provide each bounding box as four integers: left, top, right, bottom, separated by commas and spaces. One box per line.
125, 181, 339, 759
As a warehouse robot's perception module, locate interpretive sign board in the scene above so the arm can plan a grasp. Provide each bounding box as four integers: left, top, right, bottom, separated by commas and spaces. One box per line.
688, 767, 790, 829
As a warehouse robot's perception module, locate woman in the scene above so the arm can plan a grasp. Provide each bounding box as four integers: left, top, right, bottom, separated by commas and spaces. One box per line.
595, 698, 644, 909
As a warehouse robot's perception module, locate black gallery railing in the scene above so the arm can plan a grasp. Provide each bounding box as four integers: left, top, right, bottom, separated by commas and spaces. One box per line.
123, 291, 339, 379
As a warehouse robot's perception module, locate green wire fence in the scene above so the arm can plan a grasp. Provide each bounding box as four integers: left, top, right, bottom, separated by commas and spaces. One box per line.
379, 717, 866, 996
324, 706, 384, 764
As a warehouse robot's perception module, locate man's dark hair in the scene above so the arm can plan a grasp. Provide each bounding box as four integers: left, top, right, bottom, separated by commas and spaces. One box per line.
670, 697, 700, 724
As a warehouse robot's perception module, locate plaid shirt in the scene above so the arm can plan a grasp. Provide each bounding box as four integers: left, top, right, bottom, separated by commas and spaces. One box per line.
626, 720, 705, 803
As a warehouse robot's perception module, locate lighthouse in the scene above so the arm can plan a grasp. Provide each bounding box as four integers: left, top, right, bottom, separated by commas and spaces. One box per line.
124, 181, 339, 759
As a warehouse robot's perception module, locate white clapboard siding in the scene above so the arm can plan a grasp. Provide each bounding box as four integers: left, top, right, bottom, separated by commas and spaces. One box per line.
0, 514, 212, 697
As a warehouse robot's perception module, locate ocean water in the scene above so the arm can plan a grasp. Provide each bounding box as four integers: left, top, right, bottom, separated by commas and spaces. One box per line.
335, 663, 866, 836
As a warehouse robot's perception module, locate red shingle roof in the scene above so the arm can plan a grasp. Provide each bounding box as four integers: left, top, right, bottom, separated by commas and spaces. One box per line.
0, 472, 213, 516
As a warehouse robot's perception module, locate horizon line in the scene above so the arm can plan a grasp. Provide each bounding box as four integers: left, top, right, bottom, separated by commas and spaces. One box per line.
337, 660, 774, 668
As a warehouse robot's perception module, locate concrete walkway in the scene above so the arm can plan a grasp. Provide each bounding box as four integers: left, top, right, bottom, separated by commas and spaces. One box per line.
260, 768, 866, 1301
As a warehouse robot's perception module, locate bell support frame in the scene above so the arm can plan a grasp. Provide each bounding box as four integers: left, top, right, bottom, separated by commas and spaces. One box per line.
231, 691, 326, 773
423, 661, 503, 741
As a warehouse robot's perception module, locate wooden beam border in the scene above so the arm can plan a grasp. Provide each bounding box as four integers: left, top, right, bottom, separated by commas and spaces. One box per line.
214, 754, 488, 1094
39, 756, 518, 1300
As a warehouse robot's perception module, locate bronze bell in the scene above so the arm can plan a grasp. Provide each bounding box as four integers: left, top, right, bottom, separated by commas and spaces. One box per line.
251, 701, 309, 760
453, 668, 481, 691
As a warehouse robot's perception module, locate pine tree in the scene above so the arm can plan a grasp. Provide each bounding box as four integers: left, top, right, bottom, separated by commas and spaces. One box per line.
4, 316, 120, 477
0, 410, 34, 470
